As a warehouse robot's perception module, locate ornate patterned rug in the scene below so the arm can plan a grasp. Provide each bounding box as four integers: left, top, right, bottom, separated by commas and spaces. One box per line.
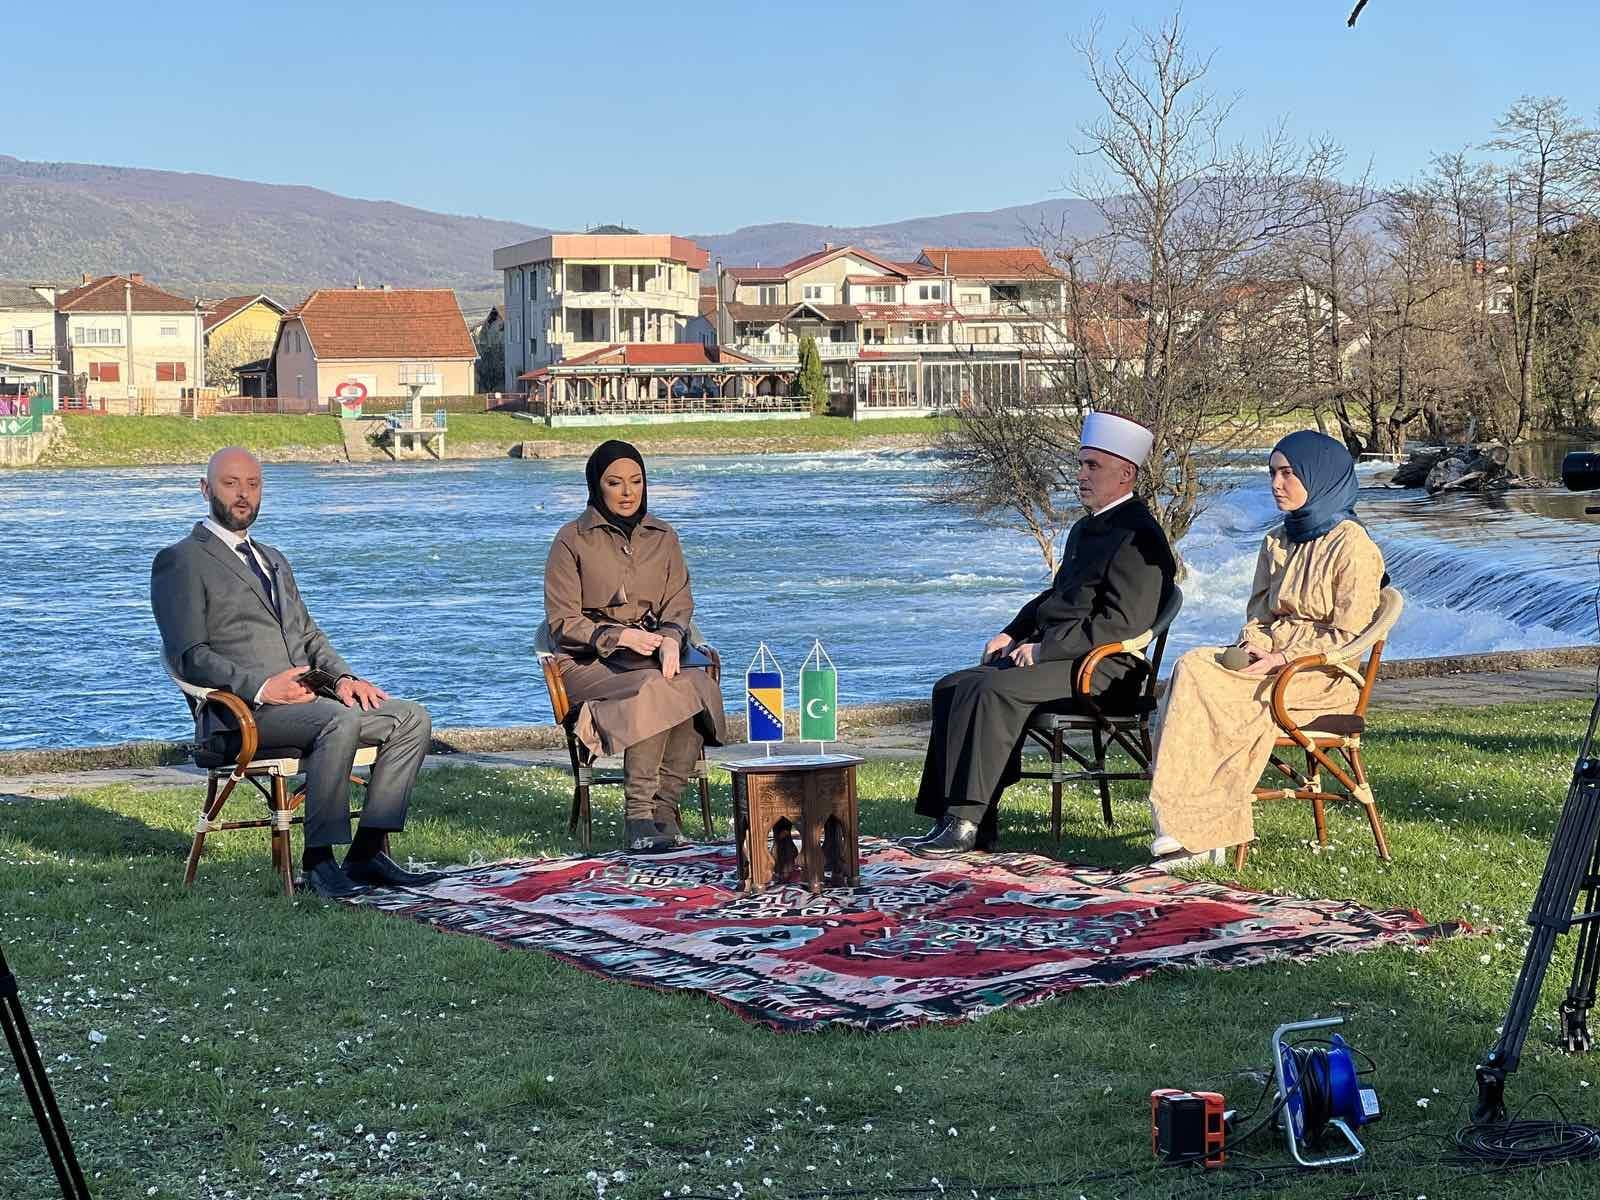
345, 840, 1465, 1032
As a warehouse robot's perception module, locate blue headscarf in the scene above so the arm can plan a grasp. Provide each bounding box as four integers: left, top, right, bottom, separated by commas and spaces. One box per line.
1273, 430, 1359, 544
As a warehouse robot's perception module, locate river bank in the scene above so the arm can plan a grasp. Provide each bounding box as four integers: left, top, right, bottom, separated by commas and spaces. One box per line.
24, 409, 1329, 469
31, 412, 948, 468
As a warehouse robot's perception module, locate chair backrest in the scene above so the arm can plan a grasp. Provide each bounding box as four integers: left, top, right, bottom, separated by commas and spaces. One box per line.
1351, 587, 1404, 717
161, 649, 213, 727
1140, 585, 1185, 699
533, 622, 571, 724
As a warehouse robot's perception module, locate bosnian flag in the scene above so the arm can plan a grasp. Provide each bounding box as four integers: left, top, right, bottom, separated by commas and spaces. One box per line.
745, 643, 785, 743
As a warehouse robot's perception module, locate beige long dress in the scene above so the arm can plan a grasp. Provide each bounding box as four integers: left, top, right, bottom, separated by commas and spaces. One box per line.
1148, 519, 1385, 853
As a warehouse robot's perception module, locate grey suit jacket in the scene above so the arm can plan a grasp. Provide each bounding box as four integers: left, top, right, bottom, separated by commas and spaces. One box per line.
151, 522, 354, 735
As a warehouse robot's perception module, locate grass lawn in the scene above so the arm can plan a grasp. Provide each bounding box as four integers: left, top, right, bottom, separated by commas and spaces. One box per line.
44, 414, 950, 468
2, 699, 1596, 1199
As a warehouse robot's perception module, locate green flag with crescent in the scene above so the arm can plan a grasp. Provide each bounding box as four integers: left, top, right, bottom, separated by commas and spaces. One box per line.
799, 640, 837, 743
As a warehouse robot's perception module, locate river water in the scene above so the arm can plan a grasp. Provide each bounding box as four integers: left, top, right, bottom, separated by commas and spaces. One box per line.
2, 447, 1597, 750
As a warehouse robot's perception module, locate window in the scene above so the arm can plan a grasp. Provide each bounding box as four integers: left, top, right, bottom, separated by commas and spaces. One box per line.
156, 362, 187, 382
530, 336, 539, 357
758, 286, 782, 305
512, 273, 521, 297
867, 285, 895, 303
971, 326, 1002, 344
918, 284, 943, 301
160, 323, 178, 338
74, 326, 123, 346
829, 327, 847, 343
863, 327, 886, 345
88, 362, 120, 382
295, 373, 304, 398
961, 292, 984, 306
12, 329, 32, 351
803, 284, 831, 302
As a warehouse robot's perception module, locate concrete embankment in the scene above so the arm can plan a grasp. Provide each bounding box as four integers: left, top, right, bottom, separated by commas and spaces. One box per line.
3, 645, 1594, 789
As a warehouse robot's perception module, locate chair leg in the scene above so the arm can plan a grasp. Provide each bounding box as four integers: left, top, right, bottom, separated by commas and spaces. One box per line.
579, 782, 592, 852
1349, 748, 1391, 861
1091, 727, 1113, 828
271, 776, 295, 898
1233, 842, 1249, 872
1050, 730, 1064, 843
183, 773, 222, 888
698, 767, 715, 839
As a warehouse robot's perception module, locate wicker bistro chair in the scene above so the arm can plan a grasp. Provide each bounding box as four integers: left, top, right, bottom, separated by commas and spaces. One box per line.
534, 622, 719, 852
1233, 586, 1405, 871
164, 655, 377, 897
1019, 586, 1184, 841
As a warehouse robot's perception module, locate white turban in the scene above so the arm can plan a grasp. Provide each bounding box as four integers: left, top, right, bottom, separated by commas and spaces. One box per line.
1080, 411, 1154, 467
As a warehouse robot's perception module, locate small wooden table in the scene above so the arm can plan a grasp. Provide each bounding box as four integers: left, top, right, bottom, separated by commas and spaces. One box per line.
723, 754, 863, 894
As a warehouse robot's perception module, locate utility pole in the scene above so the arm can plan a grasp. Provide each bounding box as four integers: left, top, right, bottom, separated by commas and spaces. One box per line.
192, 297, 203, 421
124, 278, 134, 412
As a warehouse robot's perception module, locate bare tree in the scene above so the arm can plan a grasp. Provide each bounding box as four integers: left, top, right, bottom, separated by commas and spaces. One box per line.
938, 13, 1310, 571
1060, 13, 1309, 551
1283, 137, 1378, 440
1487, 96, 1599, 439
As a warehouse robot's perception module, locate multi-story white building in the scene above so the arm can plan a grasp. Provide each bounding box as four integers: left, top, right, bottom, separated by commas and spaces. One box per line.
0, 283, 63, 401
715, 244, 1072, 415
493, 233, 709, 391
55, 274, 204, 412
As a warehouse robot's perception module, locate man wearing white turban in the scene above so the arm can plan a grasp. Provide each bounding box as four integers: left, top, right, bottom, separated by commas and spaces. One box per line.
907, 412, 1177, 854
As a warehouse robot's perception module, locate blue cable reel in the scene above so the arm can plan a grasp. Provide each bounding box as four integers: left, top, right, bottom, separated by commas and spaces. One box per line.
1272, 1017, 1382, 1167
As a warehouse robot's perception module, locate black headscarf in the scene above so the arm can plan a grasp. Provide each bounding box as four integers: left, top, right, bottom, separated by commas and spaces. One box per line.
585, 440, 648, 538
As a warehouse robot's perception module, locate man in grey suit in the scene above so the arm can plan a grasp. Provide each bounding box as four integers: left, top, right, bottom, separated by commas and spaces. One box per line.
151, 446, 441, 898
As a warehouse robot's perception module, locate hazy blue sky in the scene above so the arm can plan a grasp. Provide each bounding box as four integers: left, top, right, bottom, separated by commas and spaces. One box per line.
10, 1, 1599, 232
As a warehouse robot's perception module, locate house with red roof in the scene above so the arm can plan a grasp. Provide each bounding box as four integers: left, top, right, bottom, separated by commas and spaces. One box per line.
270, 287, 477, 408
55, 274, 204, 410
715, 243, 1072, 417
202, 294, 285, 397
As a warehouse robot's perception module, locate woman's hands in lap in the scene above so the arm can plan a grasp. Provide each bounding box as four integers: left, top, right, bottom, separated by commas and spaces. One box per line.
617, 628, 663, 655
658, 639, 680, 680
1239, 647, 1288, 676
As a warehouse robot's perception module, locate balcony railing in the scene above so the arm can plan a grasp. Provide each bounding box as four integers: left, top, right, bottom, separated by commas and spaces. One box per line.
553, 288, 691, 310
733, 339, 859, 361
954, 301, 1066, 318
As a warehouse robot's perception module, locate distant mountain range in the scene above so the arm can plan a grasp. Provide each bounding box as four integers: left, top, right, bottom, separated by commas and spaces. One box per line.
0, 155, 1106, 313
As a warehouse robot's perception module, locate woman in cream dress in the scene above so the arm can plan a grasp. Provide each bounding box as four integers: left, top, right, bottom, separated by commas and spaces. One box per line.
1147, 431, 1385, 864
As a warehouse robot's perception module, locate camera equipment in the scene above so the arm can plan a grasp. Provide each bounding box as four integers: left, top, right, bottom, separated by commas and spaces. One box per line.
1272, 1018, 1380, 1167
1473, 686, 1600, 1124
1562, 451, 1600, 495
0, 942, 91, 1198
1150, 1089, 1228, 1167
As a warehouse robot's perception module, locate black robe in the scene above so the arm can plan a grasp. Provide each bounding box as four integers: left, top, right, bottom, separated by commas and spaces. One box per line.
914, 496, 1177, 827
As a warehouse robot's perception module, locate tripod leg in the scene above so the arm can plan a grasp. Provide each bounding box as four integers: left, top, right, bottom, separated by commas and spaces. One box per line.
1560, 833, 1600, 1054
0, 949, 92, 1198
1475, 743, 1600, 1122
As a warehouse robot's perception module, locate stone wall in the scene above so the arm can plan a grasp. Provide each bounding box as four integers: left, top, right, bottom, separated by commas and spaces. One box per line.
0, 414, 63, 467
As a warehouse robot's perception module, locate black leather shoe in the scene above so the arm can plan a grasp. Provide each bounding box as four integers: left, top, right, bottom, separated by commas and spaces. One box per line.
344, 852, 444, 888
301, 859, 369, 899
896, 817, 949, 847
916, 818, 980, 857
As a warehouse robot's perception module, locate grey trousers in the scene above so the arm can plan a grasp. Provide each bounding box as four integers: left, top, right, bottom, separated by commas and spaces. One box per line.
250, 697, 432, 848
622, 717, 701, 822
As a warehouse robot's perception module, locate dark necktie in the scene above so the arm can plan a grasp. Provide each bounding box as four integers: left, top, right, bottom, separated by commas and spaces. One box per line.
235, 540, 278, 613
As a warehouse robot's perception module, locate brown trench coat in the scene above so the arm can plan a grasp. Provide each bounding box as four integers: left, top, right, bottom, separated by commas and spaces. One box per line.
543, 506, 728, 757
1147, 520, 1385, 852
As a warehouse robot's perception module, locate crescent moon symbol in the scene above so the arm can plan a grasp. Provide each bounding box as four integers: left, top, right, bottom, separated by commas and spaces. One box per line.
805, 698, 828, 719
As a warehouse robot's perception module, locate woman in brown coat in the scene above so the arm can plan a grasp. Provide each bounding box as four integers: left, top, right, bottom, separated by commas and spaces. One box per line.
543, 441, 728, 852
